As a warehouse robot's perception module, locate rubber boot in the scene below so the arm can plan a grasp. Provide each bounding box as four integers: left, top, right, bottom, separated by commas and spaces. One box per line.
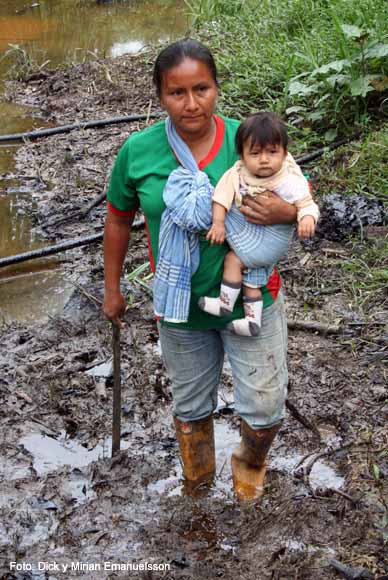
231, 420, 281, 501
174, 415, 216, 495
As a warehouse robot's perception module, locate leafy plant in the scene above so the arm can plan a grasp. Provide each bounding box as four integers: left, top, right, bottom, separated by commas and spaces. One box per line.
127, 261, 153, 297
288, 25, 388, 137
185, 0, 388, 143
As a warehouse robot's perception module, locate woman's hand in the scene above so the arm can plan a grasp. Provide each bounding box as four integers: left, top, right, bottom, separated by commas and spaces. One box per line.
206, 221, 226, 244
103, 210, 134, 327
240, 191, 297, 225
103, 289, 126, 327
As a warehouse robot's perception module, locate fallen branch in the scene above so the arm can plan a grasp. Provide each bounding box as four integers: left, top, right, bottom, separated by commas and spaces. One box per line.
330, 488, 360, 505
285, 399, 321, 438
287, 320, 341, 335
301, 441, 355, 479
71, 281, 102, 306
295, 440, 369, 497
0, 112, 163, 143
47, 186, 108, 228
328, 558, 373, 579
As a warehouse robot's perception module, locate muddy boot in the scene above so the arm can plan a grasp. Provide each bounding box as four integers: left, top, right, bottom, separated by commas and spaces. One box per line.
231, 420, 280, 502
174, 415, 216, 495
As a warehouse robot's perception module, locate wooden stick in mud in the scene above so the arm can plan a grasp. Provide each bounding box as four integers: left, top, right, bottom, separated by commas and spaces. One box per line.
285, 399, 321, 438
111, 324, 122, 457
0, 112, 163, 143
287, 319, 341, 335
46, 187, 109, 228
328, 558, 373, 579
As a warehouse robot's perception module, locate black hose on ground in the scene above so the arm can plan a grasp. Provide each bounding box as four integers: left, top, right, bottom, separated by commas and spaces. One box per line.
0, 233, 103, 268
296, 134, 360, 165
0, 112, 163, 142
0, 217, 144, 268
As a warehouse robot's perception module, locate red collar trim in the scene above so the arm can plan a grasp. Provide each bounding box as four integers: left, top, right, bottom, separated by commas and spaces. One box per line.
198, 115, 225, 170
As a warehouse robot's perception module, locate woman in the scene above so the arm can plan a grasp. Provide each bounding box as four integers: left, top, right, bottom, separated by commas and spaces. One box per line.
103, 39, 296, 501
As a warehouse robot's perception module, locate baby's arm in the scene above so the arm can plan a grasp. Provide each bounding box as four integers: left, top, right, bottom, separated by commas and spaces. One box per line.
296, 196, 319, 239
206, 202, 227, 244
275, 173, 319, 239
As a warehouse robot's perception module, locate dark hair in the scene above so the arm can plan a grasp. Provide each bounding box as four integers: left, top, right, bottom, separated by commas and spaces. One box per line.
235, 112, 288, 156
153, 38, 218, 97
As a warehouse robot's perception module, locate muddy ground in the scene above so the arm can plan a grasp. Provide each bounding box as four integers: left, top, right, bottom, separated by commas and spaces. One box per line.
1, 53, 387, 579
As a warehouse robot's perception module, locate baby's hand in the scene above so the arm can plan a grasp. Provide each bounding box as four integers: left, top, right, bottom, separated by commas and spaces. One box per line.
298, 216, 316, 239
206, 221, 226, 244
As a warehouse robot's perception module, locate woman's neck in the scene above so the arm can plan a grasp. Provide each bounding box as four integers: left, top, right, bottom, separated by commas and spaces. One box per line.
176, 117, 217, 164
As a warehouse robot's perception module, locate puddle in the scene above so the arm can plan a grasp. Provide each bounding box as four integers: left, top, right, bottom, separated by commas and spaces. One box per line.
19, 431, 131, 476
0, 0, 186, 324
147, 419, 345, 497
270, 452, 344, 491
0, 266, 74, 324
62, 471, 96, 504
147, 474, 182, 497
0, 184, 75, 323
86, 359, 113, 378
0, 459, 31, 483
0, 1, 186, 73
285, 538, 336, 556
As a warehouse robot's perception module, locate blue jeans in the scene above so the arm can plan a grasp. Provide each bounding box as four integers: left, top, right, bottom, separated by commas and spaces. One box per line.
158, 292, 288, 429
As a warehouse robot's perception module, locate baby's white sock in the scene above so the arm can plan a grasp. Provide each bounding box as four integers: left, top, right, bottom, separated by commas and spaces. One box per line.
228, 298, 263, 336
198, 280, 241, 317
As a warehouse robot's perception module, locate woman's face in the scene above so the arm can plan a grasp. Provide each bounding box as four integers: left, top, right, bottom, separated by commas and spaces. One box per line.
159, 57, 218, 137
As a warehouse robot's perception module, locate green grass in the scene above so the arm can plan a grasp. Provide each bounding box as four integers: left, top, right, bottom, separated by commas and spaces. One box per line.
342, 234, 388, 312
311, 125, 388, 198
186, 0, 388, 144
126, 261, 153, 300
2, 44, 50, 81
185, 0, 388, 322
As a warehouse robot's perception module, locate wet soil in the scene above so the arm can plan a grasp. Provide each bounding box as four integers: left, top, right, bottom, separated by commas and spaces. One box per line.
1, 52, 388, 579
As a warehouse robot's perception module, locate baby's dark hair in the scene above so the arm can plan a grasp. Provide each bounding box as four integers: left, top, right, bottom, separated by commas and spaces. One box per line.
235, 112, 288, 156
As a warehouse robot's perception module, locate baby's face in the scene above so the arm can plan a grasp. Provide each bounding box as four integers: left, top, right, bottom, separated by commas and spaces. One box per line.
242, 141, 287, 178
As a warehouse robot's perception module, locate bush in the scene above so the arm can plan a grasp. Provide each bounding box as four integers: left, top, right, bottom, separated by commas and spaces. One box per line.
187, 0, 388, 143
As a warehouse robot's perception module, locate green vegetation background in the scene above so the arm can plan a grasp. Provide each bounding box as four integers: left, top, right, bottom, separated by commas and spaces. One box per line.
185, 0, 388, 304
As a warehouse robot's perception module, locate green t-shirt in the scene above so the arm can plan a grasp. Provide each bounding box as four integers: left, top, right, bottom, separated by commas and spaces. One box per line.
107, 115, 281, 330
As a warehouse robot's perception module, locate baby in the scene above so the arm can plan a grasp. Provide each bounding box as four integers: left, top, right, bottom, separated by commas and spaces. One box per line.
198, 111, 319, 336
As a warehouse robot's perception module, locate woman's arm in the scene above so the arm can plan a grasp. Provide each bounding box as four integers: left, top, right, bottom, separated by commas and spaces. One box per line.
103, 210, 135, 326
240, 191, 297, 225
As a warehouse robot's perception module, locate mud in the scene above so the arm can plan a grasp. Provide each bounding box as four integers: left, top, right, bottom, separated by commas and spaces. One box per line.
316, 193, 388, 242
0, 53, 387, 579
